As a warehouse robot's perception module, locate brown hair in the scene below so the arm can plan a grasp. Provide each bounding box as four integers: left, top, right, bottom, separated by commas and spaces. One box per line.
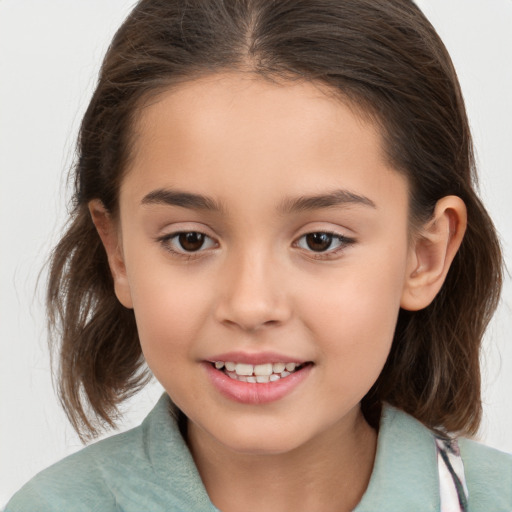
48, 0, 502, 440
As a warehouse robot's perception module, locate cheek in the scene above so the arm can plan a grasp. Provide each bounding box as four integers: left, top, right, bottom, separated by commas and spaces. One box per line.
126, 264, 211, 370
306, 250, 406, 332
301, 249, 407, 383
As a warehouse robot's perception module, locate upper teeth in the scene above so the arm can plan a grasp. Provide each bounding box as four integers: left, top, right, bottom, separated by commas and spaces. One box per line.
214, 361, 298, 376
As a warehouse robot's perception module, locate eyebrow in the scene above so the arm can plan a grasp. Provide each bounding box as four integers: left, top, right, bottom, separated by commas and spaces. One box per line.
141, 187, 376, 213
278, 189, 376, 213
141, 189, 224, 212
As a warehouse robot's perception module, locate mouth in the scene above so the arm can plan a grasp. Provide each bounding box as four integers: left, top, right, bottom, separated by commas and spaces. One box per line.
204, 357, 314, 404
210, 361, 311, 383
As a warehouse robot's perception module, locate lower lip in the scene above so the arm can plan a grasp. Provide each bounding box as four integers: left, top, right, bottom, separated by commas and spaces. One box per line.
203, 363, 313, 404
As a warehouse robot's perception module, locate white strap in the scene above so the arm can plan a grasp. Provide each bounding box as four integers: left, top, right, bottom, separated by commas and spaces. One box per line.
436, 437, 469, 512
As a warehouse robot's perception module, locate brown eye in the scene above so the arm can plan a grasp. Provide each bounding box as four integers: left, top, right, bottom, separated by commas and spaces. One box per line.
304, 232, 334, 252
159, 230, 217, 256
178, 232, 206, 252
295, 231, 354, 256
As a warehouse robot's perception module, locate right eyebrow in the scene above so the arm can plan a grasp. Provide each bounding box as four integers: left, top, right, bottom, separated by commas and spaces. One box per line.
141, 188, 224, 212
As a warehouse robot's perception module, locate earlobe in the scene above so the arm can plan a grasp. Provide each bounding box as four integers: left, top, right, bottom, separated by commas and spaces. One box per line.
88, 200, 133, 309
400, 196, 467, 311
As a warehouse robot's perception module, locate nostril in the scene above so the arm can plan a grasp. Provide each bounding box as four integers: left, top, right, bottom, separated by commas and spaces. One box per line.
214, 261, 292, 330
221, 316, 282, 332
216, 290, 292, 330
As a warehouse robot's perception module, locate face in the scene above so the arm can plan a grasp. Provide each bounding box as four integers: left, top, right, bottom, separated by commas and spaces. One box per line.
111, 73, 415, 455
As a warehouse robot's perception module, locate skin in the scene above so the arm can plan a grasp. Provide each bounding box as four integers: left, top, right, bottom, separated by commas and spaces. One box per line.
91, 73, 466, 512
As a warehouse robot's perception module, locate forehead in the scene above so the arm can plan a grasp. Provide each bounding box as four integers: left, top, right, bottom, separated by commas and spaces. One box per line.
133, 73, 379, 158
123, 72, 407, 212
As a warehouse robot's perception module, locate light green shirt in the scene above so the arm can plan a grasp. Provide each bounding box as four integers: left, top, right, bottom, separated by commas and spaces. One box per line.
6, 394, 512, 511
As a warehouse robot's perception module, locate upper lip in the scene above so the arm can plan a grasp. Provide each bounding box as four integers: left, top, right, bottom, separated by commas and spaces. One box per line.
206, 351, 309, 365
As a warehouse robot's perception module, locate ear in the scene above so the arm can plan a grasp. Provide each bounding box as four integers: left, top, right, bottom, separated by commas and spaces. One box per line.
88, 199, 133, 309
401, 196, 467, 311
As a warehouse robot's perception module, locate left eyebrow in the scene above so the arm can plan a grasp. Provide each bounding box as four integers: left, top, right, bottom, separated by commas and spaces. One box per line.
278, 189, 376, 213
141, 188, 224, 212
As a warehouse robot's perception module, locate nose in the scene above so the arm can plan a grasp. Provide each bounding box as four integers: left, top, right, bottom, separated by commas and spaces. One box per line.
214, 249, 292, 332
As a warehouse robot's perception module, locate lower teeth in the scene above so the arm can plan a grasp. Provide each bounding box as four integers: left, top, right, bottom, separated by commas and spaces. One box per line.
222, 366, 302, 383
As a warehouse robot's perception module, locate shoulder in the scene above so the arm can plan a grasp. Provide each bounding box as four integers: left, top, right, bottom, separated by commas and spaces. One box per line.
6, 394, 217, 512
5, 425, 142, 512
458, 437, 512, 509
358, 404, 512, 511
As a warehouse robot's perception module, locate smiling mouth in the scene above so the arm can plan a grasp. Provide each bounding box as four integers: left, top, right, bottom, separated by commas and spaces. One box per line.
211, 361, 311, 383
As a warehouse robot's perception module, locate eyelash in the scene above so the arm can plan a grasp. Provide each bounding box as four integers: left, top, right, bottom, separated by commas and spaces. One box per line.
294, 232, 355, 259
157, 231, 355, 259
157, 231, 217, 258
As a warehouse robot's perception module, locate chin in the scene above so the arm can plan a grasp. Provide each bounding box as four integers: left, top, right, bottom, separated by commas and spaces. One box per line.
220, 432, 304, 456
206, 414, 321, 456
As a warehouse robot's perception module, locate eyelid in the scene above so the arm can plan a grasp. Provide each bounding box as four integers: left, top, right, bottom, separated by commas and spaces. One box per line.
156, 229, 219, 257
293, 230, 356, 259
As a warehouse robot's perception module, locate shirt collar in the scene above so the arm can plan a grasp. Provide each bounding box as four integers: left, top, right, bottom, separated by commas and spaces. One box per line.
143, 393, 220, 511
354, 404, 440, 511
145, 395, 440, 511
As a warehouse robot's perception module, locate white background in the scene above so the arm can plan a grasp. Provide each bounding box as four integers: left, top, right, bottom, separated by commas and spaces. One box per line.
1, 0, 511, 505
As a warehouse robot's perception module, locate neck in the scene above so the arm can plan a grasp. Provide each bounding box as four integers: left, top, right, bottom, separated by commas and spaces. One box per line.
188, 407, 377, 512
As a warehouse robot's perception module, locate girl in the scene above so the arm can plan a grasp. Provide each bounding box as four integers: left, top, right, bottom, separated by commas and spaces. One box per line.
6, 0, 511, 510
